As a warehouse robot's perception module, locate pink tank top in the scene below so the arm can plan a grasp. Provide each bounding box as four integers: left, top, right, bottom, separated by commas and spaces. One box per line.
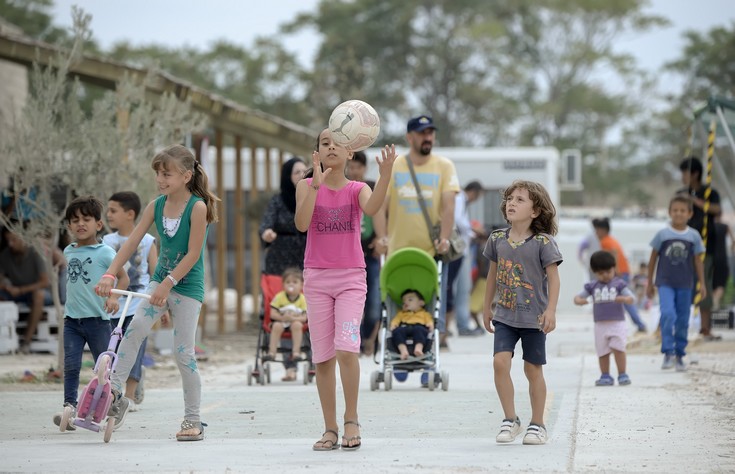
304, 179, 366, 269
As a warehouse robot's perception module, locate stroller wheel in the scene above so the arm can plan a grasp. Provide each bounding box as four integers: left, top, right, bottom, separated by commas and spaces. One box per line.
302, 364, 310, 385
441, 371, 449, 391
265, 364, 272, 384
384, 370, 393, 391
258, 370, 266, 385
369, 371, 379, 391
246, 365, 253, 386
427, 371, 436, 391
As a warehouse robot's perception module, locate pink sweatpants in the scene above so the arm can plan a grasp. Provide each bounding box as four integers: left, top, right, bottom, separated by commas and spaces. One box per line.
303, 267, 366, 363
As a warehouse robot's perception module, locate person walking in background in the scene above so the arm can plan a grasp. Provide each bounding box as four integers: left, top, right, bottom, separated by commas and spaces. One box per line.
373, 115, 460, 349
646, 195, 706, 372
447, 180, 485, 337
345, 151, 381, 356
53, 196, 129, 430
96, 144, 220, 441
483, 180, 563, 446
592, 218, 647, 333
577, 226, 601, 280
574, 250, 634, 386
678, 156, 721, 339
260, 157, 308, 379
712, 212, 733, 311
295, 128, 395, 451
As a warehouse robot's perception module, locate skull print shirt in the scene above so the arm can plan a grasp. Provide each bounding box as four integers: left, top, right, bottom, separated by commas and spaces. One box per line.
63, 242, 117, 319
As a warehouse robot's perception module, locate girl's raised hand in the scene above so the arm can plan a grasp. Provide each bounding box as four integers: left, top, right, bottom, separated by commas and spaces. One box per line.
311, 151, 332, 188
375, 144, 396, 176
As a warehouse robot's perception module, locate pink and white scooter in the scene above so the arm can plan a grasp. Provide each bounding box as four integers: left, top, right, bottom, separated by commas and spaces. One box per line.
59, 289, 150, 442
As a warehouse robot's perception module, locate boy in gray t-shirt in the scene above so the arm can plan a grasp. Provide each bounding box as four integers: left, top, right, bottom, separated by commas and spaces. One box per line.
646, 195, 705, 372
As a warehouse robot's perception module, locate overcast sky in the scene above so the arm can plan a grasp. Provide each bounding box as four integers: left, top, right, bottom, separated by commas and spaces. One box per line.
51, 0, 734, 75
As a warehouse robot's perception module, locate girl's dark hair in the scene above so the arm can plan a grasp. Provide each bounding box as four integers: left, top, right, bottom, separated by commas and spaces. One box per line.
64, 195, 104, 222
108, 191, 142, 218
280, 157, 305, 213
500, 180, 557, 236
589, 250, 616, 273
151, 144, 221, 223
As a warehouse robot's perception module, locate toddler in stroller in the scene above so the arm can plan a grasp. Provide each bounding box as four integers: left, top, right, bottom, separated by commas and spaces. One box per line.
370, 247, 448, 391
247, 268, 314, 385
390, 289, 434, 360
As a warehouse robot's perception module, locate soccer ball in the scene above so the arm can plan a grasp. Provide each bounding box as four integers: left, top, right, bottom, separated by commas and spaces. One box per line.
328, 100, 380, 152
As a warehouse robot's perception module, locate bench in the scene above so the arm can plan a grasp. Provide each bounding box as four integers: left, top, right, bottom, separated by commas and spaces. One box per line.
14, 303, 61, 354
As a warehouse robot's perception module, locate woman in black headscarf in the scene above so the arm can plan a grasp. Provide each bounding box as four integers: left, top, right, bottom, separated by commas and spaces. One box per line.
260, 157, 308, 275
258, 157, 307, 381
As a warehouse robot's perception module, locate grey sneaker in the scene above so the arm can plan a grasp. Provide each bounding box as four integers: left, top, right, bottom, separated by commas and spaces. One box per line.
107, 390, 130, 431
496, 417, 522, 443
134, 367, 145, 405
522, 424, 547, 445
675, 356, 687, 372
661, 353, 675, 370
52, 403, 76, 431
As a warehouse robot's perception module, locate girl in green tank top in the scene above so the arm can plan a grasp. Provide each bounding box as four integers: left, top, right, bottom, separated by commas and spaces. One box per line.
95, 144, 219, 441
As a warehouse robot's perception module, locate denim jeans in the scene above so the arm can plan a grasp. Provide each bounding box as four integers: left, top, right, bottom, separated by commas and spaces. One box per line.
658, 285, 692, 357
359, 253, 382, 351
452, 255, 473, 332
63, 317, 112, 406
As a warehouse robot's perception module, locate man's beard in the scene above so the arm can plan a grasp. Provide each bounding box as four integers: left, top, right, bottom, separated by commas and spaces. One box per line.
419, 141, 432, 156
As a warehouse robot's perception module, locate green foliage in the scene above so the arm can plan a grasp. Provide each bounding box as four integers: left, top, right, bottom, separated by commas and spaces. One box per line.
0, 8, 205, 242
0, 0, 68, 41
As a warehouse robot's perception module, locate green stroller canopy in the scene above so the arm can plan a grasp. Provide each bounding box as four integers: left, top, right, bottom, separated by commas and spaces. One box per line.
380, 247, 439, 307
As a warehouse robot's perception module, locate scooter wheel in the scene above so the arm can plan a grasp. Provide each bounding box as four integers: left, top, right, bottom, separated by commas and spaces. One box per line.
59, 404, 74, 433
103, 417, 114, 443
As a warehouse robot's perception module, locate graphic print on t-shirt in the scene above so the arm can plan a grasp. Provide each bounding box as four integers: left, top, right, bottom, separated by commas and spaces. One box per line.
593, 285, 618, 303
662, 240, 689, 266
496, 256, 535, 312
313, 204, 357, 234
67, 257, 93, 284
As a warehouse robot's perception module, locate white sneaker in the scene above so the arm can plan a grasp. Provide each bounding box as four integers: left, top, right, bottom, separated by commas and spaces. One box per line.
496, 417, 522, 443
522, 424, 547, 445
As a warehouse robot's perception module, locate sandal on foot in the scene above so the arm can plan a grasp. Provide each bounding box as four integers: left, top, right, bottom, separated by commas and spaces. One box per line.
312, 429, 339, 451
341, 420, 361, 451
176, 420, 207, 441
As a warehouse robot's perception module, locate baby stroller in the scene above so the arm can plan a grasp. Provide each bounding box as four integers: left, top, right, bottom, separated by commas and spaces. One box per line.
246, 274, 315, 385
370, 248, 448, 391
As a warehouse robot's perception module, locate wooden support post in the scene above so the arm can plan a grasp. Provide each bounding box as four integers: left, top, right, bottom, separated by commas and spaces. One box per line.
234, 136, 244, 331
265, 148, 272, 193
249, 144, 261, 323
215, 129, 226, 335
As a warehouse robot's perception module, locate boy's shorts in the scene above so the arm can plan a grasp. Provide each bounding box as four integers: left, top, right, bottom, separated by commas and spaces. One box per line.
493, 320, 546, 365
594, 320, 628, 357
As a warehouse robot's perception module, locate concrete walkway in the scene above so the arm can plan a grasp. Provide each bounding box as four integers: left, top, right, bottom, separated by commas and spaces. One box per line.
1, 309, 733, 473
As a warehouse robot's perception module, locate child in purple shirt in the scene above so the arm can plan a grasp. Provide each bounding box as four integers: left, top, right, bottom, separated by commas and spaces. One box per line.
574, 250, 635, 386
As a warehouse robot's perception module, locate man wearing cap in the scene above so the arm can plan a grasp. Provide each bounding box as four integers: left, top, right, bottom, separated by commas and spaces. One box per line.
374, 115, 460, 347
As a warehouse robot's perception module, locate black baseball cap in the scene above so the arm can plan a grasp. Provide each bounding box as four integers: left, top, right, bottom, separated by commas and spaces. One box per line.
407, 115, 437, 133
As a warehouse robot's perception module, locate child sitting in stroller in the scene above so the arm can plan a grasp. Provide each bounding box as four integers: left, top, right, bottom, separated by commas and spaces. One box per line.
390, 289, 434, 360
265, 267, 307, 380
